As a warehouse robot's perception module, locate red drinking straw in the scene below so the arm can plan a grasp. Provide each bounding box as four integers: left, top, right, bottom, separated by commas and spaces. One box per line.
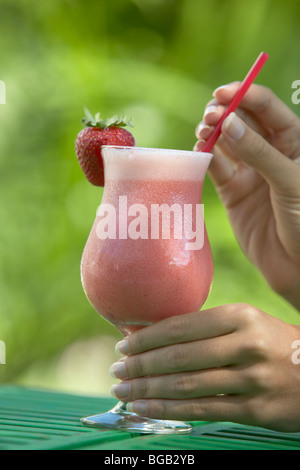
202, 52, 269, 153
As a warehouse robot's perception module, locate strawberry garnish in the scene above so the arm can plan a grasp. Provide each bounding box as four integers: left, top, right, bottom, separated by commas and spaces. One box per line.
75, 108, 136, 186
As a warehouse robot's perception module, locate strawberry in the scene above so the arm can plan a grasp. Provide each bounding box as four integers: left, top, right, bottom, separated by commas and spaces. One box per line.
75, 108, 136, 186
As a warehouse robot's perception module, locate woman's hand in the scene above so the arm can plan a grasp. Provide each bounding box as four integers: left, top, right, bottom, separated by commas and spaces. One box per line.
110, 304, 300, 432
195, 83, 300, 310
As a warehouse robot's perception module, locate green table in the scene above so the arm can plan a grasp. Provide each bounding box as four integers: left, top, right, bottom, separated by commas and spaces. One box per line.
0, 385, 300, 450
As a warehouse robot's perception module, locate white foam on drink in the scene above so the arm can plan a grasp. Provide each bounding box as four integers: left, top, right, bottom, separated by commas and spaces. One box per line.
102, 146, 213, 181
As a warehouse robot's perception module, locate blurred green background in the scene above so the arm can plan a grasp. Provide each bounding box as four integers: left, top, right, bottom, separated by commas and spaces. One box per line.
0, 0, 300, 396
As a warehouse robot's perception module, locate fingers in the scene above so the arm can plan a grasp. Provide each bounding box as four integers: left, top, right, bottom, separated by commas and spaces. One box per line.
126, 396, 255, 425
220, 112, 299, 194
213, 82, 299, 132
197, 95, 268, 138
116, 305, 241, 357
196, 83, 300, 192
111, 367, 247, 402
194, 139, 237, 187
197, 109, 299, 194
112, 333, 240, 381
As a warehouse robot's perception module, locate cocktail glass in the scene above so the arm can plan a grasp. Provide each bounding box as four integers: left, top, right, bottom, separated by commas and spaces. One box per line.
80, 146, 213, 434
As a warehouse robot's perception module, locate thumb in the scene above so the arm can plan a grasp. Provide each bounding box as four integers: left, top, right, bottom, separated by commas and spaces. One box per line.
221, 112, 298, 194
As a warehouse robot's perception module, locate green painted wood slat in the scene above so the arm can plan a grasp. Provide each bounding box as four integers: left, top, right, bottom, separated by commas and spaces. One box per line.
0, 385, 300, 450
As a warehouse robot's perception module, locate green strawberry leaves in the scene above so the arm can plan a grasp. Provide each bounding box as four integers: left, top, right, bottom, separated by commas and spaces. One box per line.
82, 107, 134, 129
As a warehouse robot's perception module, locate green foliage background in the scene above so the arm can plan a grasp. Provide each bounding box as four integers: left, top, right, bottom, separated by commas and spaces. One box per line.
0, 0, 299, 394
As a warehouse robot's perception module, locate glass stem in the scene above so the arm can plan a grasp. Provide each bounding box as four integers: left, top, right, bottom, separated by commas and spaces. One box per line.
112, 401, 127, 413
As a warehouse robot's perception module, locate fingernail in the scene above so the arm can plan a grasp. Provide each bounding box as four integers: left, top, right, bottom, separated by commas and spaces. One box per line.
204, 105, 218, 117
109, 361, 127, 379
212, 84, 229, 97
115, 339, 129, 356
223, 112, 245, 140
193, 140, 206, 152
126, 401, 147, 416
195, 121, 211, 139
110, 382, 130, 399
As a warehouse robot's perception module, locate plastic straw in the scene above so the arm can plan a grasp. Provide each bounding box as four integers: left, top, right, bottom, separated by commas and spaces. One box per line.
202, 52, 269, 153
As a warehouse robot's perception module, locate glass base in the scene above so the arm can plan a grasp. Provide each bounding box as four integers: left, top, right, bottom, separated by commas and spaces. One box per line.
81, 401, 192, 434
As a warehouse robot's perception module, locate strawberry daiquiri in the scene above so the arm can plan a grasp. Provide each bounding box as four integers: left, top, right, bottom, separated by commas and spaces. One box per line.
81, 146, 214, 336
76, 113, 213, 434
80, 145, 213, 434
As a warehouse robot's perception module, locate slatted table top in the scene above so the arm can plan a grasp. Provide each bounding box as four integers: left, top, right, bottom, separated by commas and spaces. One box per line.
0, 385, 300, 450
